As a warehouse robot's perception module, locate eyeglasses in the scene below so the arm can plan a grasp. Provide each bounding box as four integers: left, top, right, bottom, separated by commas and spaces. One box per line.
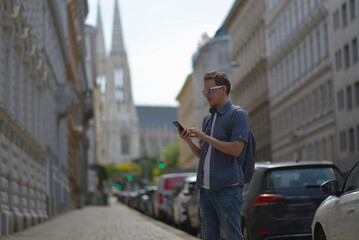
202, 85, 224, 97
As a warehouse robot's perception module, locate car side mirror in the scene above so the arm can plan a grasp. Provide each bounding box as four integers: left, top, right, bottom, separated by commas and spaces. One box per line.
320, 180, 340, 196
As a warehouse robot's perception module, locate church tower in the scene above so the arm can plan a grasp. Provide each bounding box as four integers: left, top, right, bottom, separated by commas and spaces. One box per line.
96, 0, 140, 165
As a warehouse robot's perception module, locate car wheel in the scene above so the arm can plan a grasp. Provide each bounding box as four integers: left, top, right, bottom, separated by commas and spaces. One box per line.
242, 222, 251, 240
315, 226, 327, 240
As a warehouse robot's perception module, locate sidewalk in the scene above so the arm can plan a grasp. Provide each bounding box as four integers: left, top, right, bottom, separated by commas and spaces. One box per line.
3, 198, 199, 240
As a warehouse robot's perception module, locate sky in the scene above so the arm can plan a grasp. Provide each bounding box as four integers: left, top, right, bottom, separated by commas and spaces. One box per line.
85, 0, 235, 106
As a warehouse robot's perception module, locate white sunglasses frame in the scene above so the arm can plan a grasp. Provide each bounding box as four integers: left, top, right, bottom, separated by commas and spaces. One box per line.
202, 85, 224, 96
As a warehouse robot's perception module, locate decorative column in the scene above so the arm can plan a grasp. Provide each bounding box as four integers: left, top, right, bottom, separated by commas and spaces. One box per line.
8, 126, 25, 233
0, 117, 14, 236
19, 143, 32, 229
27, 154, 38, 226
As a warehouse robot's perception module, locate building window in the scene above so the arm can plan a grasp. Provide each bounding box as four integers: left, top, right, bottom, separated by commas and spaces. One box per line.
355, 81, 359, 106
340, 131, 347, 151
350, 0, 356, 20
306, 95, 311, 119
303, 41, 307, 72
286, 56, 290, 87
327, 81, 332, 109
333, 10, 340, 30
307, 0, 311, 14
295, 1, 299, 27
344, 44, 350, 68
310, 35, 314, 68
347, 85, 353, 110
322, 138, 327, 160
323, 23, 329, 56
335, 49, 342, 70
319, 86, 324, 113
301, 0, 305, 21
342, 3, 348, 27
297, 47, 301, 77
308, 144, 312, 160
349, 128, 355, 152
121, 135, 130, 155
289, 8, 293, 33
338, 90, 345, 110
313, 90, 317, 117
352, 38, 358, 63
315, 141, 319, 160
316, 30, 321, 62
291, 52, 296, 82
283, 15, 287, 38
330, 136, 335, 162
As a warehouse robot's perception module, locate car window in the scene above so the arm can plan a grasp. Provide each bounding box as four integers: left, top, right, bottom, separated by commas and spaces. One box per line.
343, 162, 359, 193
265, 167, 341, 189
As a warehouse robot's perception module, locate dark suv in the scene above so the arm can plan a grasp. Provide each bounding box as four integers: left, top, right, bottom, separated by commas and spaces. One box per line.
241, 161, 343, 240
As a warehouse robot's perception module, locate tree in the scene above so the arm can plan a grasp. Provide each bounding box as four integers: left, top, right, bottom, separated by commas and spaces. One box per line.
160, 141, 179, 169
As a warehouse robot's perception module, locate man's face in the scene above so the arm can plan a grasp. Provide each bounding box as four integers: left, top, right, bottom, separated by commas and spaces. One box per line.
203, 79, 225, 108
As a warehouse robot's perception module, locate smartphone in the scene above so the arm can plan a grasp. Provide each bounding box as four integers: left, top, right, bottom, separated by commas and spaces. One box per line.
172, 121, 184, 132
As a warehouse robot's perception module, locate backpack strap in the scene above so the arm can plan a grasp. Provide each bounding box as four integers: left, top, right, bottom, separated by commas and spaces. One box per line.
223, 105, 241, 132
202, 113, 211, 132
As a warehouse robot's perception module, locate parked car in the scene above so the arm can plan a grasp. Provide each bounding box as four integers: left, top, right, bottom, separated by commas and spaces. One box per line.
172, 175, 197, 228
241, 161, 343, 240
185, 186, 201, 237
312, 160, 359, 240
140, 186, 157, 217
153, 172, 196, 220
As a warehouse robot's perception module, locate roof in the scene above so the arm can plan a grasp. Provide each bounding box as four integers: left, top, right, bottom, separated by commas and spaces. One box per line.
255, 161, 336, 169
136, 106, 178, 129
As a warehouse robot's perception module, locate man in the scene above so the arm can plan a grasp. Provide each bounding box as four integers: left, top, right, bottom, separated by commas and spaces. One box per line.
177, 70, 249, 240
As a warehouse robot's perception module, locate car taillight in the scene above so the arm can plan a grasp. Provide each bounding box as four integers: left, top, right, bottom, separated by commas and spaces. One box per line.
252, 194, 284, 206
254, 230, 271, 235
158, 193, 163, 204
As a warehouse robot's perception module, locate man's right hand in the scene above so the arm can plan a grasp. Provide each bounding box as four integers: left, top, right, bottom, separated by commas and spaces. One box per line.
177, 127, 191, 143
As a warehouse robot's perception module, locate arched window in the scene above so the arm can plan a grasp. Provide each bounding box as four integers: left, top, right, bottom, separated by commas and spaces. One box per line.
121, 135, 130, 155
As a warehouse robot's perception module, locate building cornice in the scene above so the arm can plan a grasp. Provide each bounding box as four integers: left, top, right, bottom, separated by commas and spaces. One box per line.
222, 0, 245, 29
47, 0, 69, 64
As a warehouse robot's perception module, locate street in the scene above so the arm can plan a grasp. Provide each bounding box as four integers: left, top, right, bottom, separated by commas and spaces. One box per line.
2, 198, 199, 240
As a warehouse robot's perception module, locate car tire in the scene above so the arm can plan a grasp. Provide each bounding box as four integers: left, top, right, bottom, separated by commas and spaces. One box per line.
242, 221, 251, 240
315, 226, 327, 240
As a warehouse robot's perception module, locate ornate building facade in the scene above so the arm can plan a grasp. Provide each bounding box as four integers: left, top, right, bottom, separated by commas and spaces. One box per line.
328, 0, 359, 172
266, 0, 335, 163
96, 0, 140, 165
176, 75, 197, 170
0, 0, 92, 236
176, 29, 231, 170
192, 29, 231, 128
223, 0, 272, 163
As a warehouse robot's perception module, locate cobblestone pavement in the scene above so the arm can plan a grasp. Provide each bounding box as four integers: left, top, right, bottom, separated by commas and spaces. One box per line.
3, 198, 199, 240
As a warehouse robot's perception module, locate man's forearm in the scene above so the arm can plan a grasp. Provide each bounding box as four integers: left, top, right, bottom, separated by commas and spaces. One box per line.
186, 140, 201, 158
202, 135, 244, 157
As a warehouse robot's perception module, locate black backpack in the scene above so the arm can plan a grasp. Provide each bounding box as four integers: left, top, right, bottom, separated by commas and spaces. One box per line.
203, 105, 256, 184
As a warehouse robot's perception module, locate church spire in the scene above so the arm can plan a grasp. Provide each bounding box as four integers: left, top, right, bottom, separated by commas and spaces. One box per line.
96, 1, 106, 60
111, 0, 125, 54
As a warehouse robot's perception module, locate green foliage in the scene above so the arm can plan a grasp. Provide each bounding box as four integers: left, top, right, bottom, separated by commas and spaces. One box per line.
160, 141, 179, 169
105, 163, 121, 179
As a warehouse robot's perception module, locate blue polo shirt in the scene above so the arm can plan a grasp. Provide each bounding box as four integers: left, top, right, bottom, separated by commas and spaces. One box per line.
196, 101, 249, 190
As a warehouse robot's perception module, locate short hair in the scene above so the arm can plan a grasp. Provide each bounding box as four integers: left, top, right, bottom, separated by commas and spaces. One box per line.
203, 70, 231, 95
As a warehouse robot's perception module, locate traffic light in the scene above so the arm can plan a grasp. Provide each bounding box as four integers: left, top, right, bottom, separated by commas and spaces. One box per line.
127, 175, 133, 182
158, 162, 165, 169
115, 183, 122, 189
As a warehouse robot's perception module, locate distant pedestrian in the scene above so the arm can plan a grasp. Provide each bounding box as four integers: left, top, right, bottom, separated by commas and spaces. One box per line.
176, 70, 249, 240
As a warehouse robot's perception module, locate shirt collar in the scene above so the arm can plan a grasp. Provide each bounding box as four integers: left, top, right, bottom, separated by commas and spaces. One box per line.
209, 101, 232, 115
